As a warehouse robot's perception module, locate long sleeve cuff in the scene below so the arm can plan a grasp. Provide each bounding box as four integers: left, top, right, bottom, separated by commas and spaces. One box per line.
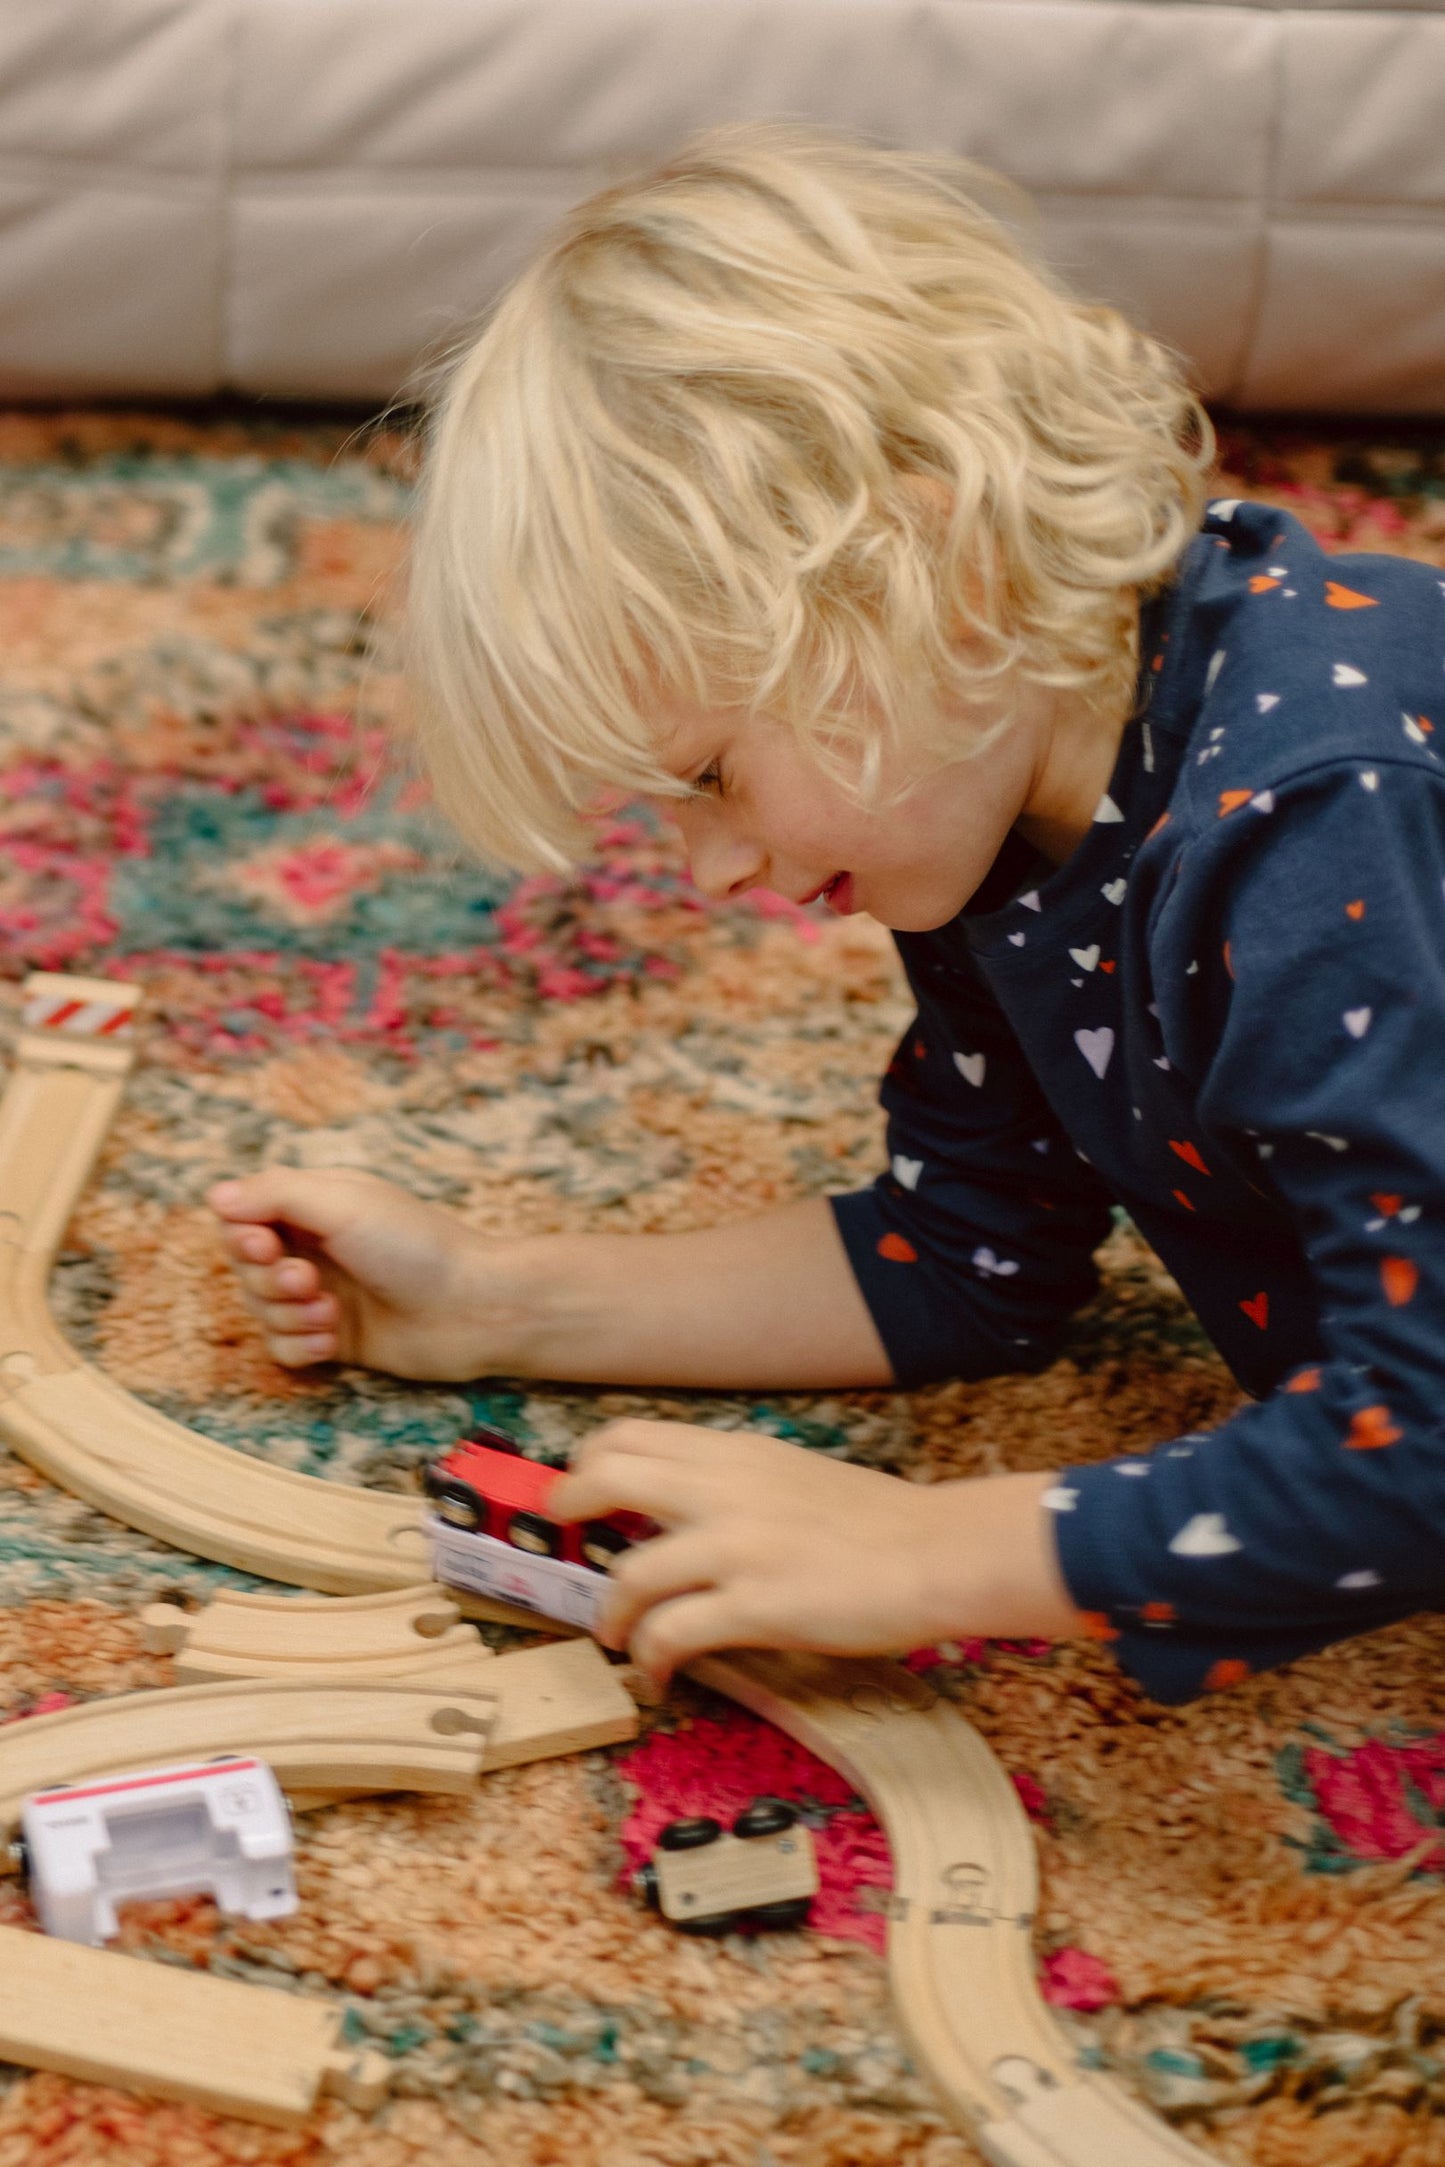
829, 1187, 1054, 1389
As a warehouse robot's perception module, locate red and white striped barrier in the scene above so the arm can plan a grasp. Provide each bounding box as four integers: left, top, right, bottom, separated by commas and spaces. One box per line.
21, 975, 139, 1042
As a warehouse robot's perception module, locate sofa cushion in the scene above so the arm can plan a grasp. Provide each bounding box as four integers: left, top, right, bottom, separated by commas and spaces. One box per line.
0, 0, 1439, 410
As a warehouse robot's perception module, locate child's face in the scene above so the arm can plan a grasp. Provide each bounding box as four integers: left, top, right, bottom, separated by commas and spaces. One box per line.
651, 695, 1051, 933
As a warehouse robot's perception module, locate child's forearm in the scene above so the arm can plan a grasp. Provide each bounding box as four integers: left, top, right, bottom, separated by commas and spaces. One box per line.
486, 1198, 895, 1388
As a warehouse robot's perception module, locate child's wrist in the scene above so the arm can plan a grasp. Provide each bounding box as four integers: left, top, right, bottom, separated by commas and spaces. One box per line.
450, 1229, 554, 1378
910, 1471, 1087, 1645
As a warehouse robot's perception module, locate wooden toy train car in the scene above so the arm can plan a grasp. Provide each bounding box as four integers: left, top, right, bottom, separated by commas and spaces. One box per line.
424, 1429, 653, 1630
17, 1755, 297, 1947
634, 1798, 818, 1933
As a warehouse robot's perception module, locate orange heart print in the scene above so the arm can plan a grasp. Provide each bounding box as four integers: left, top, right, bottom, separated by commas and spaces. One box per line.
1345, 1405, 1403, 1450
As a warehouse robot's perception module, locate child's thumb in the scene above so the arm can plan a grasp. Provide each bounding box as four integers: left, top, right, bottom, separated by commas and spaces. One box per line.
206, 1168, 360, 1241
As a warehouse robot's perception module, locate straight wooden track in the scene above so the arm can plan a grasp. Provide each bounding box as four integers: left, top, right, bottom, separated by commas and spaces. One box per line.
0, 1921, 389, 2125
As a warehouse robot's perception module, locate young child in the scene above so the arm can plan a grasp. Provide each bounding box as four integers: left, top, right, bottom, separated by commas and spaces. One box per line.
209, 126, 1444, 1703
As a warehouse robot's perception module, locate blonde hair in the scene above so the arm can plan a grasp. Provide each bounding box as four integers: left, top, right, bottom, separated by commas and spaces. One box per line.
408, 124, 1213, 873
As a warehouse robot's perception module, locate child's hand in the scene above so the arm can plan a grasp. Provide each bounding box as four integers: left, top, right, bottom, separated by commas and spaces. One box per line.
549, 1421, 1083, 1683
207, 1167, 501, 1380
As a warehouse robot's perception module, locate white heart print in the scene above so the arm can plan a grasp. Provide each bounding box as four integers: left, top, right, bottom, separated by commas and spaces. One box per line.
1169, 1512, 1242, 1558
1075, 1027, 1114, 1079
1343, 1007, 1372, 1038
1069, 945, 1100, 972
1333, 663, 1367, 688
892, 1155, 923, 1190
953, 1052, 986, 1087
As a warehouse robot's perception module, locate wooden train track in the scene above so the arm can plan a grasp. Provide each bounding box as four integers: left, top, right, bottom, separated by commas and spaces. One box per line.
138, 1593, 639, 1807
695, 1652, 1212, 2167
139, 1585, 495, 1684
0, 979, 1212, 2163
0, 1922, 389, 2126
0, 1678, 498, 1859
0, 978, 563, 1625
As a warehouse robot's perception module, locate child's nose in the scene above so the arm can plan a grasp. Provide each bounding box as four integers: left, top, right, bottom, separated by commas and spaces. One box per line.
684, 820, 766, 901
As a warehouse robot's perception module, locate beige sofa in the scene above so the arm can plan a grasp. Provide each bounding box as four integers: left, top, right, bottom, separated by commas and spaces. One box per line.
1, 0, 1441, 412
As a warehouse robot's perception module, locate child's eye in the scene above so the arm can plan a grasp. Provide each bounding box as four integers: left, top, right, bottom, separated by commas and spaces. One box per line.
692, 762, 724, 797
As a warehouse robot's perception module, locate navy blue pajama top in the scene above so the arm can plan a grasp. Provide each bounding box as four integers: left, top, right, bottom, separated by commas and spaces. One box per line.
831, 498, 1445, 1703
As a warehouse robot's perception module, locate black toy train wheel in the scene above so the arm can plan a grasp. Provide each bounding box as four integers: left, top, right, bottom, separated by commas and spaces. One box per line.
746, 1898, 813, 1931
578, 1521, 632, 1572
656, 1815, 722, 1852
732, 1798, 798, 1839
507, 1511, 561, 1557
428, 1479, 484, 1533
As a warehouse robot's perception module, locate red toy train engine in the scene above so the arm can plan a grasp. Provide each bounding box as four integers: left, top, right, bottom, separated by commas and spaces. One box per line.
423, 1429, 653, 1629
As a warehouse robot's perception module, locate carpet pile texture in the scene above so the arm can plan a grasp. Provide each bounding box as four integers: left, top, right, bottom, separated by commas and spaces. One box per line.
0, 408, 1442, 2166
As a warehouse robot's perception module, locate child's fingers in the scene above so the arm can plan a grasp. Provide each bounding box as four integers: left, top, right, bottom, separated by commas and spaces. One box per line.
550, 1454, 699, 1529
266, 1329, 338, 1369
255, 1295, 337, 1335
219, 1222, 283, 1267
627, 1590, 743, 1685
217, 1220, 332, 1295
235, 1257, 323, 1305
555, 1419, 724, 1524
596, 1529, 716, 1650
206, 1169, 368, 1244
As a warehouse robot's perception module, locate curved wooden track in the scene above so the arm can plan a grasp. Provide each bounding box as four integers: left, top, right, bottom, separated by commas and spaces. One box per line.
0, 1678, 497, 1858
0, 987, 554, 1623
140, 1585, 494, 1682
135, 1596, 639, 1809
695, 1652, 1214, 2167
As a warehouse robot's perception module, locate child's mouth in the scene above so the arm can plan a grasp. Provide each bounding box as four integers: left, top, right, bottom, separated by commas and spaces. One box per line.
822, 873, 855, 915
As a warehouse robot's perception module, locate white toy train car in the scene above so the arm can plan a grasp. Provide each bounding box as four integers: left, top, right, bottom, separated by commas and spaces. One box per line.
18, 1755, 297, 1946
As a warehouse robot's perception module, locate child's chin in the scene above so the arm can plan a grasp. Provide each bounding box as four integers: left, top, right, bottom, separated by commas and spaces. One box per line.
880, 893, 964, 933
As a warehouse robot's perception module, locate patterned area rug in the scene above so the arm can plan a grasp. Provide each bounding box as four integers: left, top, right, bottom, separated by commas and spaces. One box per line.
0, 408, 1443, 2167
